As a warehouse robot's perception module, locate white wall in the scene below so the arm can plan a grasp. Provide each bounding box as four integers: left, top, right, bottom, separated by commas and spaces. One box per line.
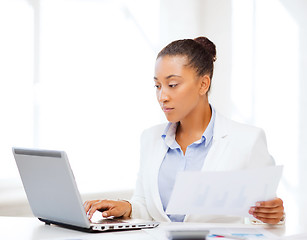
159, 0, 234, 117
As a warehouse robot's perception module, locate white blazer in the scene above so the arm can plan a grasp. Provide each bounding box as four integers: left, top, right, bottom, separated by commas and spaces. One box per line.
130, 111, 274, 223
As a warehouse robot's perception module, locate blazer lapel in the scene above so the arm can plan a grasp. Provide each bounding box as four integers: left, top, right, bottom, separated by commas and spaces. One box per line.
149, 136, 171, 222
201, 111, 230, 171
201, 137, 230, 171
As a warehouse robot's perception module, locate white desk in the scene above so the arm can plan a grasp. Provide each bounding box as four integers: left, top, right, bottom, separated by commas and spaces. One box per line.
0, 216, 305, 240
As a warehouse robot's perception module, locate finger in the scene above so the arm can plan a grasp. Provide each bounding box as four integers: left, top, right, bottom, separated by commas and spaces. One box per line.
101, 200, 131, 218
101, 207, 124, 218
83, 201, 92, 213
255, 198, 283, 208
87, 201, 111, 219
250, 206, 284, 224
83, 200, 100, 213
253, 205, 284, 214
252, 210, 284, 220
254, 216, 281, 225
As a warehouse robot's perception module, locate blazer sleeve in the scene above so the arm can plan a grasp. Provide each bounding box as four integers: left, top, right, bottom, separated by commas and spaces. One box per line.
129, 130, 153, 220
247, 128, 275, 168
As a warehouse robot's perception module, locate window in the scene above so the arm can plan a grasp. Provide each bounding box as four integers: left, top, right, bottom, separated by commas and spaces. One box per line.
0, 0, 34, 180
0, 0, 162, 193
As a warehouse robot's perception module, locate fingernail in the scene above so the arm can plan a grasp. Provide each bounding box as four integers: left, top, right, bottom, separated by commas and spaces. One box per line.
256, 202, 261, 207
102, 212, 108, 217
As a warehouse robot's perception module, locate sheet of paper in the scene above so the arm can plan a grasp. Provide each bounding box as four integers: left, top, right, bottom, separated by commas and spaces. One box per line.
206, 227, 279, 239
166, 165, 283, 217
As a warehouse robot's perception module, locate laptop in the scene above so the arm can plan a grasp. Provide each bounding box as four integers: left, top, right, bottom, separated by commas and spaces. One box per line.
12, 147, 159, 232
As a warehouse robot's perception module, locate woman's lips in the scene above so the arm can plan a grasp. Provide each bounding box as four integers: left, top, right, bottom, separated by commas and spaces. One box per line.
163, 107, 174, 113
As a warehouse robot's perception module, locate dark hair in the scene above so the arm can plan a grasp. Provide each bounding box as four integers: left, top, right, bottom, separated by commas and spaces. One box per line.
157, 37, 217, 85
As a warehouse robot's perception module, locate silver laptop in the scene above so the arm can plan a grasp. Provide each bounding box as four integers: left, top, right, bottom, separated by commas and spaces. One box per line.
12, 147, 159, 232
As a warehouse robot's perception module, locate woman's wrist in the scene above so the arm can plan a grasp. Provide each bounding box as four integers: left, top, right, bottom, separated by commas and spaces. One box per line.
118, 200, 132, 218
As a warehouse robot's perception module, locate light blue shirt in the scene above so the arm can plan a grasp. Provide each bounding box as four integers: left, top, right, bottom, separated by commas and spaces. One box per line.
158, 107, 216, 222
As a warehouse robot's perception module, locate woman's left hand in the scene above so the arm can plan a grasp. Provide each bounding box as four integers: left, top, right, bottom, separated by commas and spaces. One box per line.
249, 198, 284, 224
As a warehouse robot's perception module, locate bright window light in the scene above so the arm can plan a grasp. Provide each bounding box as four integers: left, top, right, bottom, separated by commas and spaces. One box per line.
0, 0, 162, 194
37, 0, 161, 193
0, 0, 34, 180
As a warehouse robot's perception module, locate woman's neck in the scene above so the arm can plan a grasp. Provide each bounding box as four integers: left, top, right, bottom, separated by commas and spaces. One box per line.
175, 100, 211, 155
177, 102, 212, 136
176, 101, 212, 144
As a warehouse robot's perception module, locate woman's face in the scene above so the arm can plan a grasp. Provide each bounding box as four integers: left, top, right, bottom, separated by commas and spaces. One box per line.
154, 55, 206, 123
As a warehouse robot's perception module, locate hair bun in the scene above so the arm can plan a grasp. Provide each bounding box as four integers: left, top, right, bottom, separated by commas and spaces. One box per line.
194, 37, 217, 62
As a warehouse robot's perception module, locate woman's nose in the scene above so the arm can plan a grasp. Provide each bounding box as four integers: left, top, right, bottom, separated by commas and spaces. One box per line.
158, 87, 169, 103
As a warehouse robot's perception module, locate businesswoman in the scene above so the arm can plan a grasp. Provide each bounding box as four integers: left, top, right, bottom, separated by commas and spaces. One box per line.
84, 37, 284, 224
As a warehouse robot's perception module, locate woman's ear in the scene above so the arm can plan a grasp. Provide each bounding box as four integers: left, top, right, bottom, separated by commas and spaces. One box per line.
199, 75, 211, 95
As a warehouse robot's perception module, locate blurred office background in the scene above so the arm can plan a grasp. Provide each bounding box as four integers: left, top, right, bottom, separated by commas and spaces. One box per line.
0, 0, 306, 230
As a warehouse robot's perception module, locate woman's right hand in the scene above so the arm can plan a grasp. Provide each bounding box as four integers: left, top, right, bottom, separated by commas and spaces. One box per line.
83, 199, 132, 220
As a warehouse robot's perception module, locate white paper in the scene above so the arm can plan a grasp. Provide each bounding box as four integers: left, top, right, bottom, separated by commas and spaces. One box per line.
166, 165, 283, 217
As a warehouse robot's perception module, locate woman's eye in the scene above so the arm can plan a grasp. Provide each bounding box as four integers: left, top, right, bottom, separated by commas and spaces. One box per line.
154, 85, 161, 89
169, 84, 177, 88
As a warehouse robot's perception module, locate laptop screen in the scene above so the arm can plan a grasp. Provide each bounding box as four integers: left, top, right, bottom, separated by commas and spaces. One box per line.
13, 148, 91, 229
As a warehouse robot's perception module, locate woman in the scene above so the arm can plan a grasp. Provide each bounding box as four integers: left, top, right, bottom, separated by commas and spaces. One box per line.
84, 37, 284, 224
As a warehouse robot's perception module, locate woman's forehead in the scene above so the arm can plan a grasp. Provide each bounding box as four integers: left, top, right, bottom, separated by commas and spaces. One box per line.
155, 55, 189, 72
156, 55, 188, 64
154, 55, 196, 79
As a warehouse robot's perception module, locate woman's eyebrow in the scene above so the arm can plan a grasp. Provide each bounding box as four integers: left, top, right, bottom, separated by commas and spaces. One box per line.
166, 74, 182, 79
154, 75, 182, 81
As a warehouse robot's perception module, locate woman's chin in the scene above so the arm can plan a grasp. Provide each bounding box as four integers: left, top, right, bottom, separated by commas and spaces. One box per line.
165, 115, 179, 123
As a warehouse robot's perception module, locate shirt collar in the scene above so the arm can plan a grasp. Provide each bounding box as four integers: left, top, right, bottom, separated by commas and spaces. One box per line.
161, 122, 179, 149
161, 106, 216, 149
203, 106, 215, 147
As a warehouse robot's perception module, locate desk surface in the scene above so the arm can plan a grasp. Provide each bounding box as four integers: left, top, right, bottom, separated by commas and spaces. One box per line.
0, 216, 305, 240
